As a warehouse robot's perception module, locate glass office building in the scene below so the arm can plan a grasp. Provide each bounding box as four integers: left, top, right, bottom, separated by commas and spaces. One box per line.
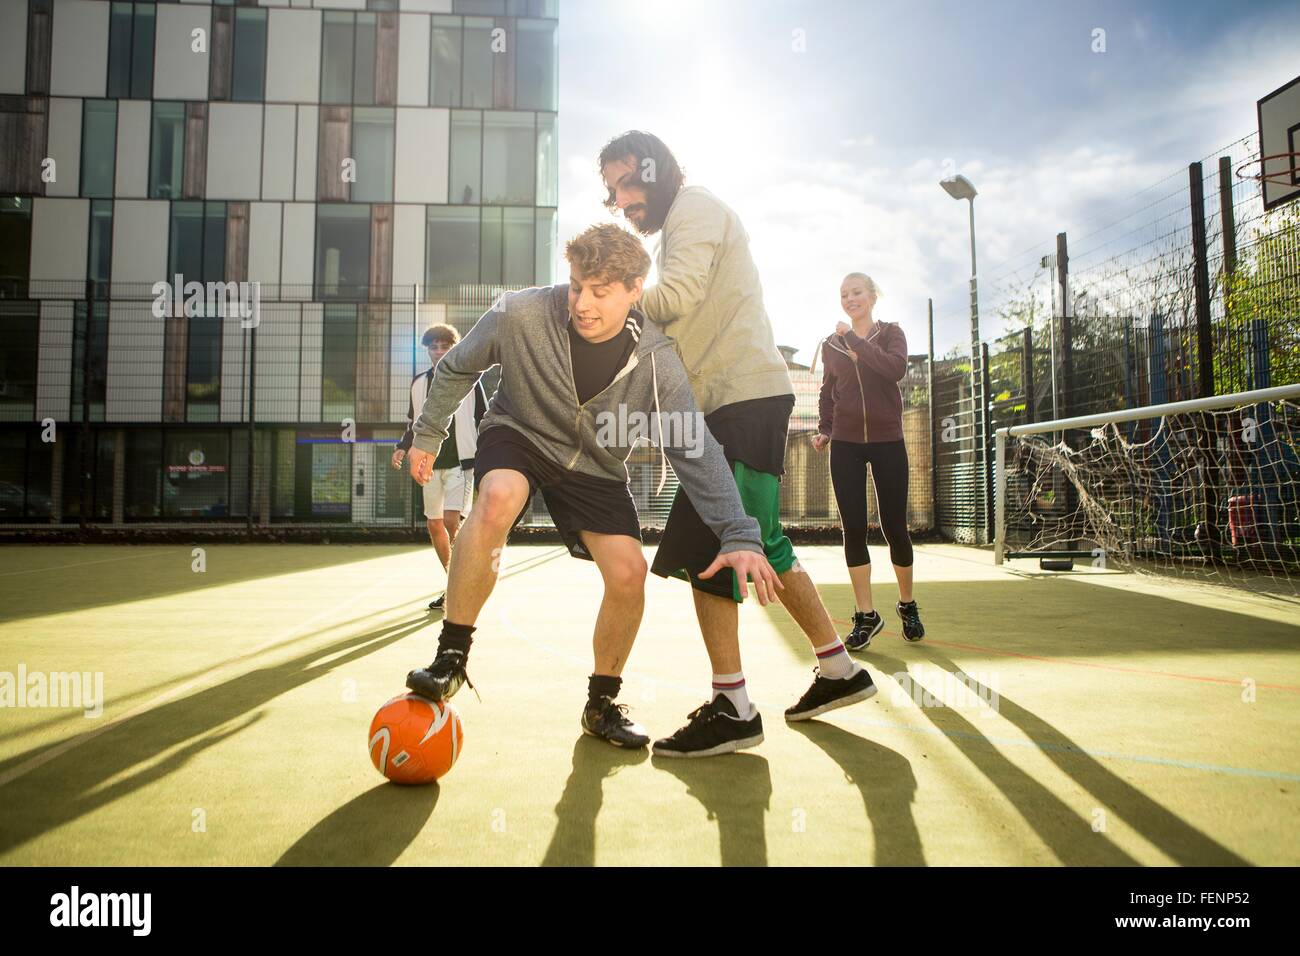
0, 0, 558, 525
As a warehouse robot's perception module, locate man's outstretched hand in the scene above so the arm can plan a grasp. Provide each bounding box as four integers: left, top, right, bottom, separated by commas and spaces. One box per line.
699, 549, 784, 605
408, 448, 436, 485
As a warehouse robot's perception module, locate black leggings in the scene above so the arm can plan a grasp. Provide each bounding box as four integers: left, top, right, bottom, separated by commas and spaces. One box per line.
830, 439, 913, 568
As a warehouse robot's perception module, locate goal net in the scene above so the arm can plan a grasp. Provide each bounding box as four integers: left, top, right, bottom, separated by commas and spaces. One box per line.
994, 384, 1300, 592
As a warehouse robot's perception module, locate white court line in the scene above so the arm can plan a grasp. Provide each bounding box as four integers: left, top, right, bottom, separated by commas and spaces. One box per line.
0, 548, 566, 789
0, 571, 411, 789
0, 548, 177, 578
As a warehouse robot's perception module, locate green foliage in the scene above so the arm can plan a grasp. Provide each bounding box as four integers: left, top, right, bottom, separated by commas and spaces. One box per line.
1221, 203, 1300, 389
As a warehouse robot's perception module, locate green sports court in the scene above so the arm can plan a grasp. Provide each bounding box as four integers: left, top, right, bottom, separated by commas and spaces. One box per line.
1, 542, 1295, 867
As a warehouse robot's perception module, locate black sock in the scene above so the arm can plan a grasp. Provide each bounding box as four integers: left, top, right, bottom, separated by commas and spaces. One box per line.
587, 674, 622, 706
438, 622, 475, 656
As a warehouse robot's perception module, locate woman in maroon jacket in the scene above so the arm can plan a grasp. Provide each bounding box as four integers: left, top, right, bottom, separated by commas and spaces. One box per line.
813, 273, 924, 648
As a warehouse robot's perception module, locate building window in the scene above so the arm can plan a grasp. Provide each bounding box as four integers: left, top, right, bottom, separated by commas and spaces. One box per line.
502, 206, 533, 285
0, 197, 32, 299
461, 17, 494, 108
449, 109, 480, 203
536, 112, 557, 207
149, 102, 186, 199
107, 2, 156, 99
316, 204, 371, 299
232, 8, 269, 102
58, 427, 114, 522
168, 201, 227, 286
482, 111, 534, 204
322, 305, 358, 421
429, 17, 462, 108
162, 431, 231, 517
515, 19, 556, 111
71, 301, 109, 422
321, 12, 380, 105
81, 101, 117, 199
426, 206, 479, 286
87, 200, 113, 293
186, 314, 222, 422
0, 303, 39, 422
535, 207, 556, 284
351, 108, 394, 203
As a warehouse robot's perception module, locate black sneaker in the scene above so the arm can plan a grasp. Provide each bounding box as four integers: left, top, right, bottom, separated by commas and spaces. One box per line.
784, 666, 877, 721
652, 695, 764, 758
844, 610, 884, 650
581, 697, 650, 749
405, 647, 471, 702
428, 594, 445, 611
897, 600, 925, 641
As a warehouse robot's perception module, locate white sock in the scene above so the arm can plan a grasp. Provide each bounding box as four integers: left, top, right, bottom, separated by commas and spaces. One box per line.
711, 672, 751, 717
813, 639, 859, 680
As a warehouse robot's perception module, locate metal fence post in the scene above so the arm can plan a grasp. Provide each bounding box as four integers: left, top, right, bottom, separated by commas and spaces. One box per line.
927, 299, 937, 532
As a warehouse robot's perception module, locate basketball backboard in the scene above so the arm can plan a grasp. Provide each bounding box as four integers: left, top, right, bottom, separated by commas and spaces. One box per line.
1256, 75, 1300, 210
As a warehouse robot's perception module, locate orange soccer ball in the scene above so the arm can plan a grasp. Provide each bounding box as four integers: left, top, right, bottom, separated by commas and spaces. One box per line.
368, 693, 464, 784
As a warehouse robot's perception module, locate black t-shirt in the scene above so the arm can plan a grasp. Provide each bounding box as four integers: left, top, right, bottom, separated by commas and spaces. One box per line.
568, 321, 636, 405
704, 394, 796, 476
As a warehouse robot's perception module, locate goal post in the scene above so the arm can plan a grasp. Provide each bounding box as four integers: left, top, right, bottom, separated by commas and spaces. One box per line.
994, 383, 1300, 578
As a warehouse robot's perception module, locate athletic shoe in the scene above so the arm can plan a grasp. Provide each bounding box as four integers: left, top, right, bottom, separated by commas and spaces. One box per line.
784, 666, 878, 721
844, 609, 884, 650
652, 695, 764, 758
581, 697, 650, 749
428, 594, 445, 611
897, 600, 925, 641
405, 647, 471, 702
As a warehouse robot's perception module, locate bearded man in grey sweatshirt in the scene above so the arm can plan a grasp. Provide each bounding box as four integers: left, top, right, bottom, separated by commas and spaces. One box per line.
599, 131, 878, 757
403, 224, 779, 751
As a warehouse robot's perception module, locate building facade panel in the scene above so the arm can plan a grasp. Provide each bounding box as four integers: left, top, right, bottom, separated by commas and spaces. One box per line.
280, 202, 315, 296
299, 302, 323, 422
261, 105, 296, 200
29, 196, 88, 286
155, 4, 211, 102
110, 199, 169, 287
114, 100, 151, 198
248, 201, 283, 289
252, 303, 301, 422
0, 0, 29, 95
265, 9, 322, 104
36, 299, 74, 422
396, 13, 429, 107
49, 0, 109, 98
394, 106, 448, 204
294, 105, 319, 202
206, 103, 264, 200
106, 302, 164, 421
391, 202, 425, 288
45, 96, 81, 198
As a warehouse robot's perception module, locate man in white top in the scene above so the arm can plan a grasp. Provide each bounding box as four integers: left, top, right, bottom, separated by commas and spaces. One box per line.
392, 324, 488, 610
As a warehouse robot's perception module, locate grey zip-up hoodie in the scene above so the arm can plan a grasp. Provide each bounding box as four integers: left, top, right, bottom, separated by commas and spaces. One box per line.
410, 284, 764, 555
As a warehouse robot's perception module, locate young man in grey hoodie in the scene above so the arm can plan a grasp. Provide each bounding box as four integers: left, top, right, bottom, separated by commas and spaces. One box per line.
403, 224, 780, 751
600, 131, 878, 757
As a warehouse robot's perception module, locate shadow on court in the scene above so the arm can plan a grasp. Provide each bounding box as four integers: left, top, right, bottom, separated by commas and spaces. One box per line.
276, 782, 441, 867
541, 735, 649, 867
786, 721, 924, 866
0, 615, 429, 859
0, 544, 419, 625
765, 579, 1299, 665
651, 753, 772, 867
915, 646, 1250, 866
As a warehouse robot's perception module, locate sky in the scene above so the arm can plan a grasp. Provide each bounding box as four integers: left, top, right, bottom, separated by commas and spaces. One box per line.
552, 0, 1299, 362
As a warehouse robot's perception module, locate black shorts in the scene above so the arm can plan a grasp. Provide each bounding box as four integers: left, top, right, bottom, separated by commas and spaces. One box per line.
473, 426, 641, 561
651, 395, 798, 599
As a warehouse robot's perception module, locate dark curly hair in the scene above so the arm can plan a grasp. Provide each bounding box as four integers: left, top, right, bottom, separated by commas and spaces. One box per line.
597, 130, 686, 235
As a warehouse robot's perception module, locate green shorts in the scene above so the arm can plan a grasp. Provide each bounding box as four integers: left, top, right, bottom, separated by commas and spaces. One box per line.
651, 458, 798, 602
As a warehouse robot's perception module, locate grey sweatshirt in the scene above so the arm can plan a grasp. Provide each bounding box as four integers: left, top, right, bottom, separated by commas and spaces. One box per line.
410, 284, 764, 555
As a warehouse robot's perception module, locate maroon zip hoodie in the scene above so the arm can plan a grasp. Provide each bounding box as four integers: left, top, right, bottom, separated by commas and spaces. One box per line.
817, 321, 908, 443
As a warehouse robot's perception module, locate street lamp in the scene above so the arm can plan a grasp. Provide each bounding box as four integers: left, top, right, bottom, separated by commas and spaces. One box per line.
940, 173, 989, 542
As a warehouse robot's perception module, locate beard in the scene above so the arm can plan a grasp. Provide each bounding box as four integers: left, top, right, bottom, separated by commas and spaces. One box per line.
624, 189, 673, 236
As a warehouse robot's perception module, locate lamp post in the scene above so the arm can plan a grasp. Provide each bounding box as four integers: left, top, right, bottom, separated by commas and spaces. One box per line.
941, 174, 989, 543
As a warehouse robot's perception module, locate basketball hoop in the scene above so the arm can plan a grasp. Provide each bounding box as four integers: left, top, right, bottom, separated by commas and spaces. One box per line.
1235, 152, 1300, 188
